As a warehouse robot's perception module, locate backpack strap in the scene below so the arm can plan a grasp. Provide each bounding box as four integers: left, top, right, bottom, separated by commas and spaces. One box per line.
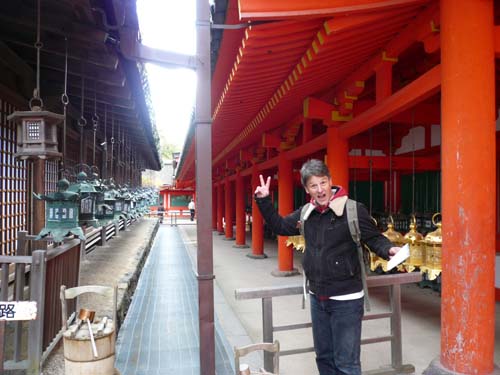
299, 203, 313, 309
346, 199, 371, 311
299, 203, 314, 238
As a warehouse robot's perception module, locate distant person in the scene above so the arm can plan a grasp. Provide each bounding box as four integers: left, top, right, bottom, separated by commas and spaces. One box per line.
188, 199, 195, 221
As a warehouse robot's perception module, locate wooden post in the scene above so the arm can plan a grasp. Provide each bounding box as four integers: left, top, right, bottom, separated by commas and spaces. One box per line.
326, 126, 349, 192
375, 60, 393, 103
216, 183, 224, 234
28, 250, 46, 375
435, 0, 496, 373
272, 153, 298, 276
224, 178, 234, 240
234, 172, 249, 248
249, 165, 266, 258
212, 185, 217, 231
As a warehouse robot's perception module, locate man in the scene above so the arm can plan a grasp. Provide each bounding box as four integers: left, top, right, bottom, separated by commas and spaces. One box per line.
188, 198, 195, 221
254, 159, 401, 375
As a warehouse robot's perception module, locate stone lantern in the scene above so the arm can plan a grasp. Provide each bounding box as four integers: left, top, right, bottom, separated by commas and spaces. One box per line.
7, 106, 64, 160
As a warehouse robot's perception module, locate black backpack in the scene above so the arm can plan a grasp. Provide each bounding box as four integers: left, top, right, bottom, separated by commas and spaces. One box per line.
299, 199, 372, 311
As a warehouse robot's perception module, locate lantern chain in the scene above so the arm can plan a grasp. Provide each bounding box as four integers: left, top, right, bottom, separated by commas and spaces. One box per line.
78, 63, 87, 128
92, 82, 99, 167
369, 128, 373, 216
110, 111, 115, 179
388, 122, 393, 216
61, 37, 70, 172
411, 109, 416, 215
30, 0, 44, 109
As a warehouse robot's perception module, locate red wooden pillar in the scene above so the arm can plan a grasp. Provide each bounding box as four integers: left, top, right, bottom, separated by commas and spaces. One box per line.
216, 182, 224, 234
303, 118, 313, 143
224, 178, 234, 240
234, 172, 249, 248
273, 153, 298, 276
212, 184, 217, 231
249, 165, 266, 258
326, 126, 349, 191
427, 1, 496, 374
375, 60, 393, 103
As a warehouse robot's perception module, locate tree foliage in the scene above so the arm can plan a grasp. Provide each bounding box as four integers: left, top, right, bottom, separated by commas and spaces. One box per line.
160, 142, 180, 161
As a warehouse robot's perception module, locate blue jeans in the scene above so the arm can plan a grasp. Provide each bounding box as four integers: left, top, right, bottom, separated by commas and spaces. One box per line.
310, 295, 364, 375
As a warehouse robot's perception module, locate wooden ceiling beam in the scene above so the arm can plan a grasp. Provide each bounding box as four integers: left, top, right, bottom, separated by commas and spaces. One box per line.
2, 37, 118, 70
42, 72, 132, 101
0, 13, 108, 46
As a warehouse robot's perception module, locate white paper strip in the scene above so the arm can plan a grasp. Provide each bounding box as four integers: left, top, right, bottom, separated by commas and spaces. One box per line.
386, 244, 410, 271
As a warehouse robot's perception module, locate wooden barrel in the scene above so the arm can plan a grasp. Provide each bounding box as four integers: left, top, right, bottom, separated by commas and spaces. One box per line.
63, 319, 115, 375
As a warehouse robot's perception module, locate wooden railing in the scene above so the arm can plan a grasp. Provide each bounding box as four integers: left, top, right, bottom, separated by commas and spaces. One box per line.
235, 272, 422, 375
0, 213, 142, 374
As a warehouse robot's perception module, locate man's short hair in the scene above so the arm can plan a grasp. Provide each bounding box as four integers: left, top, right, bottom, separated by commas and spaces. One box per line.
300, 159, 331, 186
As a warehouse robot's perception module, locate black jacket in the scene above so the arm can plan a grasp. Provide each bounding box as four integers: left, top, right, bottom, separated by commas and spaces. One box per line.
255, 195, 392, 297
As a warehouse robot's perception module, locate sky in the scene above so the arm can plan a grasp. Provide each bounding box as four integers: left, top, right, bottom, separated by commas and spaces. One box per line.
136, 0, 198, 150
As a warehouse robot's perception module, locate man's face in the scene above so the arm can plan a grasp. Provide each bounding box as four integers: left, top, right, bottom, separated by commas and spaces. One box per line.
304, 175, 333, 206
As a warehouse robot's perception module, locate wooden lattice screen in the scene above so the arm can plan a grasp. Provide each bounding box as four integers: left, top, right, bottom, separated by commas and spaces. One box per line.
1, 99, 27, 256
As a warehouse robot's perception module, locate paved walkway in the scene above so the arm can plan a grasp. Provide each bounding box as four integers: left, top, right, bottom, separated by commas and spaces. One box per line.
115, 225, 233, 375
43, 218, 500, 374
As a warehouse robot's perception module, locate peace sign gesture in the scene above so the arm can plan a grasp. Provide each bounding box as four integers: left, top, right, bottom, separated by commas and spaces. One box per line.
254, 174, 271, 198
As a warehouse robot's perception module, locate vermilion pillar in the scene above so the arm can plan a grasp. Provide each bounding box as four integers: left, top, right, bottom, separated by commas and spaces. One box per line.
431, 1, 496, 374
303, 118, 313, 143
234, 172, 249, 248
224, 178, 234, 240
249, 165, 266, 258
326, 126, 349, 191
216, 182, 224, 234
272, 153, 298, 276
375, 60, 393, 103
212, 185, 217, 231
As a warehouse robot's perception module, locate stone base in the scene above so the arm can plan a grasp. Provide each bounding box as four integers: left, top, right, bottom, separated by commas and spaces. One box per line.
233, 244, 250, 249
217, 232, 225, 235
246, 253, 268, 259
223, 237, 235, 241
423, 358, 500, 375
271, 268, 300, 277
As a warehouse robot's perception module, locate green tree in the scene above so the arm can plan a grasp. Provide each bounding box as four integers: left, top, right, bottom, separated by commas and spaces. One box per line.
160, 142, 180, 161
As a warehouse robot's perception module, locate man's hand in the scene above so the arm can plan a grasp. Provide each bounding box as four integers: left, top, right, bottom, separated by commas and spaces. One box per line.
254, 175, 271, 198
388, 246, 401, 259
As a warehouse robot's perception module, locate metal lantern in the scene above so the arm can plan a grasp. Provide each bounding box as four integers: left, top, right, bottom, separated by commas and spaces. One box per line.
7, 106, 64, 160
403, 216, 425, 269
374, 216, 405, 272
67, 172, 100, 228
93, 179, 114, 226
423, 213, 442, 270
34, 178, 85, 242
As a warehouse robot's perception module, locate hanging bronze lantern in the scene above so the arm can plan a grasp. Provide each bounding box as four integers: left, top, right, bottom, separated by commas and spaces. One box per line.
8, 104, 64, 160
403, 215, 425, 269
423, 213, 442, 271
373, 216, 405, 272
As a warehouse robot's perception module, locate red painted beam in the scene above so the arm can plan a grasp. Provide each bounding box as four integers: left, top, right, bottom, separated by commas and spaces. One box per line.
348, 155, 440, 171
333, 3, 439, 105
238, 0, 429, 21
339, 64, 441, 138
